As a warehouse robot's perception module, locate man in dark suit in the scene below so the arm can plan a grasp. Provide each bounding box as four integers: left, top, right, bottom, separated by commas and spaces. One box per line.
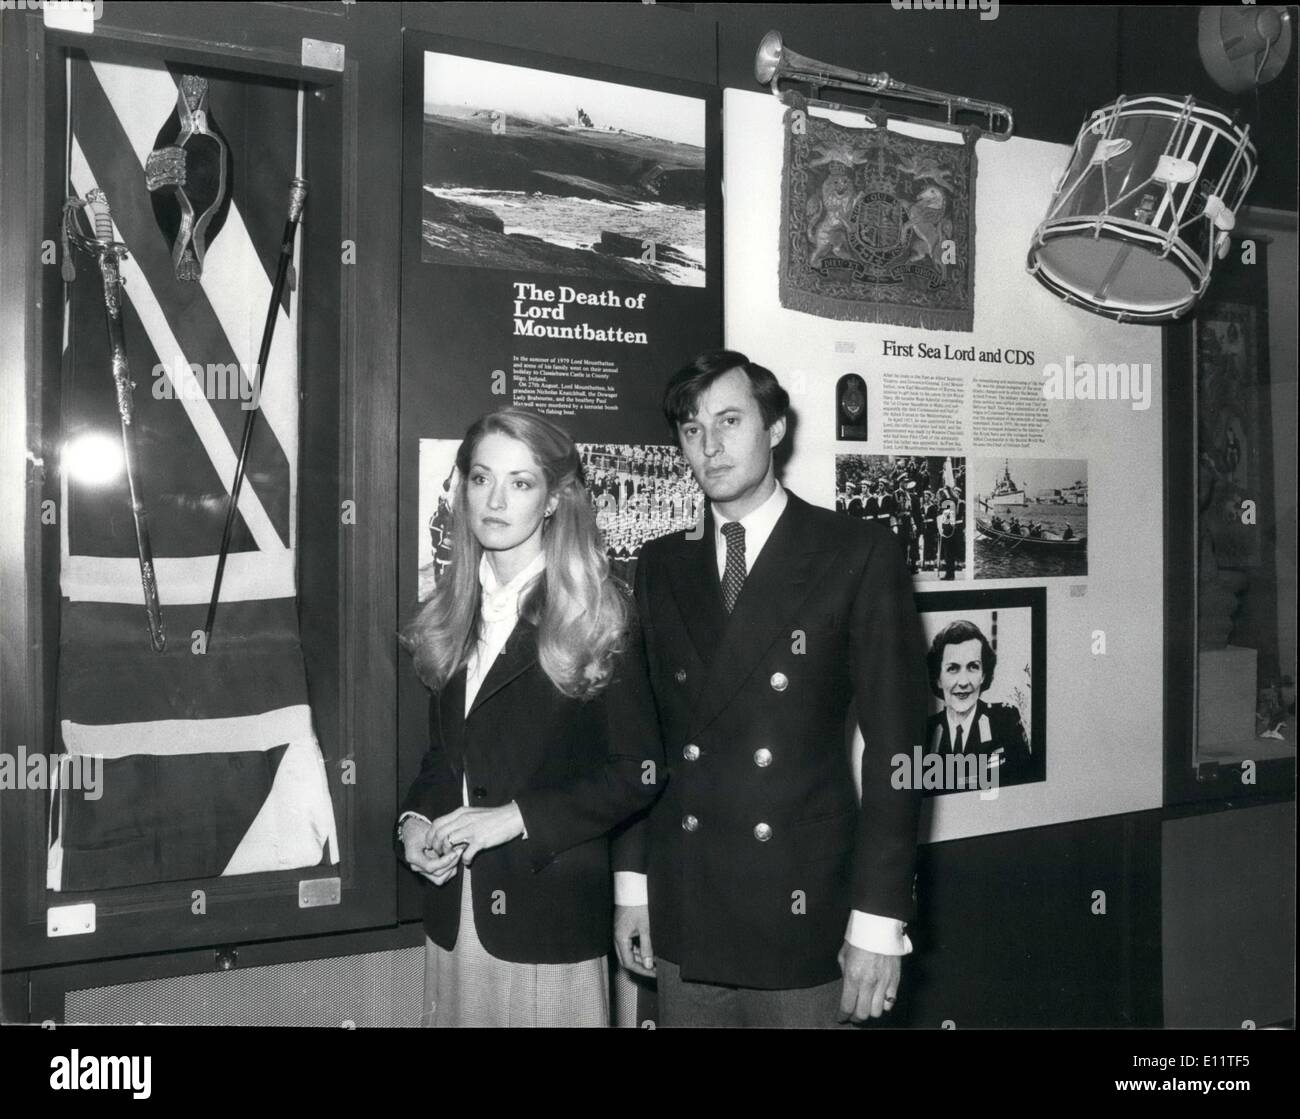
923, 620, 1032, 790
613, 351, 928, 1027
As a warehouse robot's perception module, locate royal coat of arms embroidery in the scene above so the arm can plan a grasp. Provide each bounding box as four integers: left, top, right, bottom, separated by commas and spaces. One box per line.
779, 107, 977, 331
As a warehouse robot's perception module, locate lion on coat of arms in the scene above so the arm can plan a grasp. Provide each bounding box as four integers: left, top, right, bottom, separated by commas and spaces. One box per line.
805, 162, 864, 268
901, 184, 953, 272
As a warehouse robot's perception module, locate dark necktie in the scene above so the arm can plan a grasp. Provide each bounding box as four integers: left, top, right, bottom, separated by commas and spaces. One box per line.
955, 724, 965, 753
720, 521, 746, 614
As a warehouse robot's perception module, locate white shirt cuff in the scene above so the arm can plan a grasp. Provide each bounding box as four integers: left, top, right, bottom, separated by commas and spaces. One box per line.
398, 811, 431, 828
614, 871, 649, 906
846, 911, 912, 955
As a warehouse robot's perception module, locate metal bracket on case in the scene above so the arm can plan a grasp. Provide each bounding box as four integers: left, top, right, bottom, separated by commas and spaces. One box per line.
302, 38, 345, 72
47, 902, 96, 938
299, 877, 342, 908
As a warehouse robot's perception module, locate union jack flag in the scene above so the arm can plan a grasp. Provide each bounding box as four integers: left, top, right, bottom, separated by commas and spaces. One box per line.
49, 55, 337, 891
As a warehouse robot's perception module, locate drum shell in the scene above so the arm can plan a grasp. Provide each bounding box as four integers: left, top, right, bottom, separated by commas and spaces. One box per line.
1027, 95, 1256, 323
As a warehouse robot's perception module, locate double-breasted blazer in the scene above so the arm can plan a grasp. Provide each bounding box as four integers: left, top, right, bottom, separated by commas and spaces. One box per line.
402, 598, 664, 965
615, 491, 929, 989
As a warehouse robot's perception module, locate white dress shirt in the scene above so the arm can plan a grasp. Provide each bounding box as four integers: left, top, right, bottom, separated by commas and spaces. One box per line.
711, 480, 788, 580
464, 550, 546, 715
614, 481, 912, 957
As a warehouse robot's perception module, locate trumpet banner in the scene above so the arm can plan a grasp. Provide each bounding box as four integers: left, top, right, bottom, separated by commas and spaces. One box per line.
49, 56, 337, 891
778, 105, 978, 332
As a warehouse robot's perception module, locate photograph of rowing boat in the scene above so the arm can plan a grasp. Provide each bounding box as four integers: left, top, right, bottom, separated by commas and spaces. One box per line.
972, 457, 1088, 579
420, 50, 707, 286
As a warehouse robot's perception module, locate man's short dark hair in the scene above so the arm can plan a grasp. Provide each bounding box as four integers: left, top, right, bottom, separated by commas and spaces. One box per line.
662, 349, 790, 434
927, 619, 996, 699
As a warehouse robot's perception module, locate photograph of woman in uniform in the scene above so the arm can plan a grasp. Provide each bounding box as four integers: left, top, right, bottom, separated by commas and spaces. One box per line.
918, 604, 1044, 793
398, 408, 663, 1026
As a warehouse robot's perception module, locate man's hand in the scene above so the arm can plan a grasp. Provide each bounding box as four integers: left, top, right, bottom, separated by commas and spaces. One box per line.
429, 803, 525, 866
614, 904, 656, 978
837, 942, 901, 1023
399, 816, 461, 885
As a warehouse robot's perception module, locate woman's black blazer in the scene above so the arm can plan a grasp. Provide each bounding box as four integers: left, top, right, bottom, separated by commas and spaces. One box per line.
400, 607, 664, 964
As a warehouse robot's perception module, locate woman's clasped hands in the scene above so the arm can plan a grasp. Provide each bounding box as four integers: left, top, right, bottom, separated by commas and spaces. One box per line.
401, 804, 526, 885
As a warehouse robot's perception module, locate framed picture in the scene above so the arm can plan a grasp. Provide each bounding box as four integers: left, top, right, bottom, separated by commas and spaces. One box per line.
1195, 301, 1267, 571
912, 587, 1047, 795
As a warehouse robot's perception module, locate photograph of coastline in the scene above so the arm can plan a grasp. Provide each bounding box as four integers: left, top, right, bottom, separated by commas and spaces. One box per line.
420, 50, 707, 286
972, 457, 1088, 579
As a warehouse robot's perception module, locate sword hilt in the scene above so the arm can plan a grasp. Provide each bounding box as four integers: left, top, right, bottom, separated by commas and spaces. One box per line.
287, 177, 307, 223
84, 188, 117, 245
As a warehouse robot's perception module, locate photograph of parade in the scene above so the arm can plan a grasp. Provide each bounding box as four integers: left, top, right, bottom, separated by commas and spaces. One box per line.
417, 438, 702, 600
421, 50, 707, 286
580, 442, 704, 582
836, 454, 967, 581
914, 590, 1045, 794
972, 458, 1088, 579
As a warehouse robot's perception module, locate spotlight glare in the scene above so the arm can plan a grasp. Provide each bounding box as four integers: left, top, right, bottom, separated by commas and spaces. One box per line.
64, 433, 124, 486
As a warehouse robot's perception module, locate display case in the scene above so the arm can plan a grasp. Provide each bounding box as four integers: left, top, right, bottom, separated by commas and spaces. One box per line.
1, 3, 401, 975
1164, 209, 1297, 804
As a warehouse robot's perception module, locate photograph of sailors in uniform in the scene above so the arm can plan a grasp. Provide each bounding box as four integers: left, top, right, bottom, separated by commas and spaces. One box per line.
836, 454, 966, 581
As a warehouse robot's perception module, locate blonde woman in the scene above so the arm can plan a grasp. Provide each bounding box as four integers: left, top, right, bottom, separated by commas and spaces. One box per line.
399, 408, 663, 1027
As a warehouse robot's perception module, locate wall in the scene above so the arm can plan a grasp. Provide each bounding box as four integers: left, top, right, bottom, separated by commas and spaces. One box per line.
1163, 800, 1296, 1028
724, 90, 1165, 842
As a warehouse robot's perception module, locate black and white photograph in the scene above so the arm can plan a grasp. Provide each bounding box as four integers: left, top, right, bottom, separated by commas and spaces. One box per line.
837, 454, 966, 580
972, 457, 1089, 579
1, 0, 1294, 1074
421, 50, 707, 286
418, 437, 703, 599
580, 442, 704, 582
915, 588, 1047, 795
416, 438, 463, 602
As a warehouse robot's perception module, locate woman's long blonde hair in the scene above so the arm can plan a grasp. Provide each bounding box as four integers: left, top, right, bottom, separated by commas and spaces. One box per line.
402, 408, 628, 701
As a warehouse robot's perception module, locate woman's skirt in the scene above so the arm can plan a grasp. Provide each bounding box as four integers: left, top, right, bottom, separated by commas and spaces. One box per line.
422, 865, 609, 1027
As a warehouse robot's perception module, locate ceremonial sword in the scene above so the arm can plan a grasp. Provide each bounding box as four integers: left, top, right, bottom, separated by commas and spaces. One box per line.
62, 189, 167, 652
